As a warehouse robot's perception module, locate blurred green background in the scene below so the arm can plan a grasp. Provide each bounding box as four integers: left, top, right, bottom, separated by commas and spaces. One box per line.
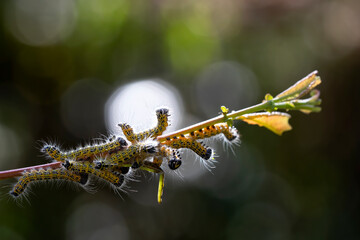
0, 0, 359, 239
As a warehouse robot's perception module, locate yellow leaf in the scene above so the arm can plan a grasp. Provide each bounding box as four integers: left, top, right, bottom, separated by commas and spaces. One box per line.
221, 106, 229, 114
275, 71, 321, 100
237, 112, 292, 135
264, 93, 273, 101
300, 109, 312, 114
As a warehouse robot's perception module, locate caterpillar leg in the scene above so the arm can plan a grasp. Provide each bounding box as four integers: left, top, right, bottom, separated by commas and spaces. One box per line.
162, 136, 212, 160
140, 161, 165, 204
63, 161, 125, 187
10, 168, 87, 198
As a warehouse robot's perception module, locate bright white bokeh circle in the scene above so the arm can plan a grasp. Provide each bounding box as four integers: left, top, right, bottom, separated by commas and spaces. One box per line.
105, 79, 184, 135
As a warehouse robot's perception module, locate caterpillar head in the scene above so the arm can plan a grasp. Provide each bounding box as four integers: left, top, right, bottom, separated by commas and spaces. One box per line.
156, 108, 169, 117
141, 141, 159, 154
116, 137, 128, 146
203, 148, 213, 160
168, 159, 182, 170
41, 145, 59, 154
62, 160, 71, 170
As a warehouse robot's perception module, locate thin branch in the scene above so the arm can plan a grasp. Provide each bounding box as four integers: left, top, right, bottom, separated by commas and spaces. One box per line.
0, 162, 61, 180
0, 102, 270, 180
0, 101, 286, 179
0, 71, 322, 181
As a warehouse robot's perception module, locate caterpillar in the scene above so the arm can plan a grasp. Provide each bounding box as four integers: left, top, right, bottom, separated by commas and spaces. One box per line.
10, 168, 88, 198
94, 141, 158, 170
162, 136, 213, 160
118, 108, 170, 143
187, 123, 239, 142
41, 136, 128, 162
158, 145, 182, 170
63, 161, 125, 187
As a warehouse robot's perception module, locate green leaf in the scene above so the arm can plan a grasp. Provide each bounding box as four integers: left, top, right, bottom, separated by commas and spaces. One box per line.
274, 71, 321, 101
264, 93, 273, 101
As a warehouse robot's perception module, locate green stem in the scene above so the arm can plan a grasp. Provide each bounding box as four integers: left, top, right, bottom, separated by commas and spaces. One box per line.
158, 95, 320, 141
157, 101, 273, 141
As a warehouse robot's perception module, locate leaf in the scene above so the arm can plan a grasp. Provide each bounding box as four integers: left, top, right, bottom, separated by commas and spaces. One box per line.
264, 93, 273, 101
299, 108, 312, 114
275, 71, 321, 101
221, 106, 229, 114
237, 112, 292, 135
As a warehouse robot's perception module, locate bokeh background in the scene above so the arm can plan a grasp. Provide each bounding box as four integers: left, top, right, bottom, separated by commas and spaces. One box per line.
0, 0, 359, 239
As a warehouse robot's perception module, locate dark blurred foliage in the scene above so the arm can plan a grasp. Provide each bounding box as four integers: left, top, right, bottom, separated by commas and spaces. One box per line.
0, 0, 359, 239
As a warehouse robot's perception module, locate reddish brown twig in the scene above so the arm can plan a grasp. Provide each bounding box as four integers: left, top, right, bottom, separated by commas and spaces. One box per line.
0, 162, 61, 180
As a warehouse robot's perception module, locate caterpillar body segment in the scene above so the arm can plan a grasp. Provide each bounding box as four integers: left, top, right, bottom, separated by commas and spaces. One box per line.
118, 123, 137, 143
10, 168, 86, 198
140, 161, 165, 204
158, 145, 182, 170
63, 161, 124, 187
108, 166, 130, 175
162, 136, 213, 160
41, 136, 128, 162
151, 108, 170, 137
41, 145, 63, 162
188, 123, 239, 142
153, 156, 163, 165
118, 108, 170, 143
94, 160, 132, 172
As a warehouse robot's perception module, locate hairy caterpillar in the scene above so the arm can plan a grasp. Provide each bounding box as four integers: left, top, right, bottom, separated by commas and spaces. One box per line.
187, 123, 239, 142
118, 108, 170, 143
41, 136, 128, 162
10, 168, 88, 198
162, 136, 213, 160
63, 161, 124, 187
95, 141, 158, 170
158, 123, 239, 161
